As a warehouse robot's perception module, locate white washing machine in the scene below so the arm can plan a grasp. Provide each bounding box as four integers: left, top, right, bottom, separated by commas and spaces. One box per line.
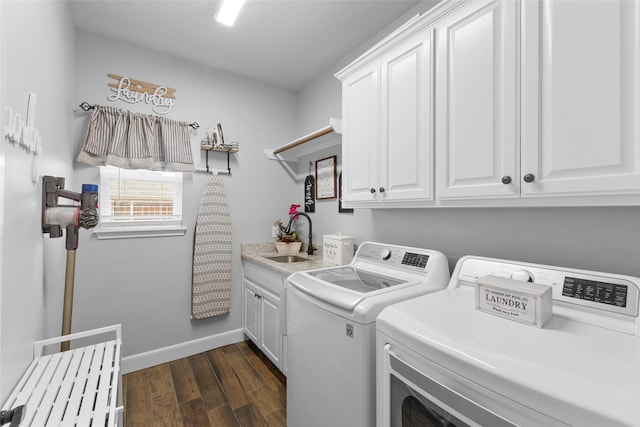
286, 242, 450, 427
377, 255, 640, 427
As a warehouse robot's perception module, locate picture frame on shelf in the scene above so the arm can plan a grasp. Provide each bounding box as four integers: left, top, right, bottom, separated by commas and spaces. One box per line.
316, 155, 337, 200
338, 171, 353, 213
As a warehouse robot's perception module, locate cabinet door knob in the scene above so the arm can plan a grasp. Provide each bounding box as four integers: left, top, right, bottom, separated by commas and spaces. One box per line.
379, 187, 386, 193
501, 176, 512, 185
523, 173, 536, 183
370, 188, 376, 193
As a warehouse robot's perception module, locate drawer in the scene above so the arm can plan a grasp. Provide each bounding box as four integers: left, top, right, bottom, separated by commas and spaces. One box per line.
243, 260, 286, 296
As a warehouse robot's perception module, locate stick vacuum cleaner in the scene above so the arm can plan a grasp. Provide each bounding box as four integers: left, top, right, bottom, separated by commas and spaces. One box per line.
41, 176, 98, 351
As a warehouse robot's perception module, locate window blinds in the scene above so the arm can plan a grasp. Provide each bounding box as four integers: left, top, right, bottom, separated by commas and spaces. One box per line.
99, 166, 183, 225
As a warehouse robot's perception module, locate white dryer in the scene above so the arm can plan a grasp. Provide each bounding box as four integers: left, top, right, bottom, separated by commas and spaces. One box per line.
377, 256, 640, 426
286, 242, 450, 427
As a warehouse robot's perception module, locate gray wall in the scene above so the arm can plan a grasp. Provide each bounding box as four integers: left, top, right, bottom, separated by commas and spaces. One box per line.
0, 0, 76, 401
71, 31, 299, 359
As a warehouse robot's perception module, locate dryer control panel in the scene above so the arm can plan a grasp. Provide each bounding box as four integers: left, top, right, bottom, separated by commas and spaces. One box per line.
456, 257, 640, 318
562, 276, 629, 308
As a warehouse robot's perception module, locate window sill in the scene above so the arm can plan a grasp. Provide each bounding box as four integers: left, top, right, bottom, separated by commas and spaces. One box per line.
93, 225, 187, 240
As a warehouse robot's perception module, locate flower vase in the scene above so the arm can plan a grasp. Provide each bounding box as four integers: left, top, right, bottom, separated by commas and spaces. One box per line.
275, 241, 302, 255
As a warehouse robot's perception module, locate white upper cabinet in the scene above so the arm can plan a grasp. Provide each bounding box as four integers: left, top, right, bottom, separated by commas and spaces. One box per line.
380, 30, 434, 202
338, 0, 640, 208
435, 0, 518, 199
341, 63, 380, 203
521, 0, 640, 199
337, 17, 436, 207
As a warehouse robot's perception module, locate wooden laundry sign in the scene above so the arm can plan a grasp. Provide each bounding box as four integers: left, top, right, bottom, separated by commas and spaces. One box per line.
106, 73, 176, 115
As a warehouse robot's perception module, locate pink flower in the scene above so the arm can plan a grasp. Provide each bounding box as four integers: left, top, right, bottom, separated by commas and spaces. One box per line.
289, 204, 301, 215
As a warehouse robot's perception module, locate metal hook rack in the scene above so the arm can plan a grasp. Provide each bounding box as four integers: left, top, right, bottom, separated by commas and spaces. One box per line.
201, 145, 238, 175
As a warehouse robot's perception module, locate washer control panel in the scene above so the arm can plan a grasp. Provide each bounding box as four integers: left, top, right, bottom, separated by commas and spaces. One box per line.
401, 252, 430, 269
355, 242, 431, 272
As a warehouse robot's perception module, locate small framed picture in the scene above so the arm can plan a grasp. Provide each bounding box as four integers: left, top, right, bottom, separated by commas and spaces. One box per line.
316, 155, 337, 199
338, 172, 353, 213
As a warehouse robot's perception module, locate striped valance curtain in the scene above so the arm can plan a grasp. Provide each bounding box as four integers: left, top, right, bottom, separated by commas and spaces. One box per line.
77, 105, 195, 172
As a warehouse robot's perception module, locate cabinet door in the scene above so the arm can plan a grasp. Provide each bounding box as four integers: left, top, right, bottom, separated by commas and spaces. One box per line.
243, 280, 259, 344
521, 0, 640, 197
259, 290, 281, 368
435, 0, 518, 199
341, 63, 380, 202
380, 29, 434, 201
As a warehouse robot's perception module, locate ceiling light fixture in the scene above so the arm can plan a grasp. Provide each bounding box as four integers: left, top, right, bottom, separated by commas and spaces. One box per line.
216, 0, 246, 26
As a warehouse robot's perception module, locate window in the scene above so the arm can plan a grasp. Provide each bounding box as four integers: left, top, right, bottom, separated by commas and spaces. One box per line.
96, 165, 186, 239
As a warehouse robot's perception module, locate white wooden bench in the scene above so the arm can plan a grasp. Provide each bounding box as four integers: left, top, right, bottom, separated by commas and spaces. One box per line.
1, 325, 123, 427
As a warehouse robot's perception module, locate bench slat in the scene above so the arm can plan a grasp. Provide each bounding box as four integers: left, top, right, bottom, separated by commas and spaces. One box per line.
78, 343, 106, 423
28, 351, 72, 426
18, 353, 63, 426
91, 340, 117, 426
61, 344, 100, 424
44, 348, 86, 425
110, 343, 123, 426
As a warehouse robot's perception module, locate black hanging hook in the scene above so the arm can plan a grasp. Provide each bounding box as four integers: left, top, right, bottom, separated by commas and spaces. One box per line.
79, 102, 94, 111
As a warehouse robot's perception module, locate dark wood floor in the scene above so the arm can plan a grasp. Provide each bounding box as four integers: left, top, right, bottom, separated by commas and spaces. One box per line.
122, 340, 286, 427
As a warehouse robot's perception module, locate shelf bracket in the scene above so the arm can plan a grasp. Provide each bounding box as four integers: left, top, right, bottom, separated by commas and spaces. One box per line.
205, 150, 231, 174
202, 147, 236, 175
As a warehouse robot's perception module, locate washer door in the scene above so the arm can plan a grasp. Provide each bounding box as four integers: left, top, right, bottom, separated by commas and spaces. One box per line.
306, 266, 407, 292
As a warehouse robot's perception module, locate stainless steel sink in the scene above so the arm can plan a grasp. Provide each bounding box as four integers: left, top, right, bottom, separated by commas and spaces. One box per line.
266, 255, 310, 263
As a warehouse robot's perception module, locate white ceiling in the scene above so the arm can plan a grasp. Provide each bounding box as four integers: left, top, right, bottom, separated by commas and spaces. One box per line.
69, 0, 426, 90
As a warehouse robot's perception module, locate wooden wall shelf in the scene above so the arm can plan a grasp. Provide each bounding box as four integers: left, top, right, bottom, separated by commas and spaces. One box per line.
265, 118, 342, 162
202, 146, 239, 154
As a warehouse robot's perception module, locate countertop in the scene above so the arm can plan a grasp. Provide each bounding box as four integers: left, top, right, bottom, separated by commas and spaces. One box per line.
241, 243, 342, 276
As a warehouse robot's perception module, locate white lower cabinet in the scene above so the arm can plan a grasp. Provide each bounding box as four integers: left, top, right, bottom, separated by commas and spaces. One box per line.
244, 279, 281, 367
258, 287, 280, 364
243, 282, 260, 343
242, 260, 286, 373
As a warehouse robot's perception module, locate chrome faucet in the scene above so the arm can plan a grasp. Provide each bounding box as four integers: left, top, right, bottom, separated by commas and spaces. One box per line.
286, 211, 317, 255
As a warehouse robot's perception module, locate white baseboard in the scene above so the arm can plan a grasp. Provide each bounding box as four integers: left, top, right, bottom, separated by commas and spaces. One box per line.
121, 328, 245, 374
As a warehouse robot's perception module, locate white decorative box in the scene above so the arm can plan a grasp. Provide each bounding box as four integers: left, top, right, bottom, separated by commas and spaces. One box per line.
475, 275, 553, 328
323, 233, 354, 265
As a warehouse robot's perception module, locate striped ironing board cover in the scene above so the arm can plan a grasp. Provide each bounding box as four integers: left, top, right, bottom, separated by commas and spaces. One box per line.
192, 175, 232, 319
